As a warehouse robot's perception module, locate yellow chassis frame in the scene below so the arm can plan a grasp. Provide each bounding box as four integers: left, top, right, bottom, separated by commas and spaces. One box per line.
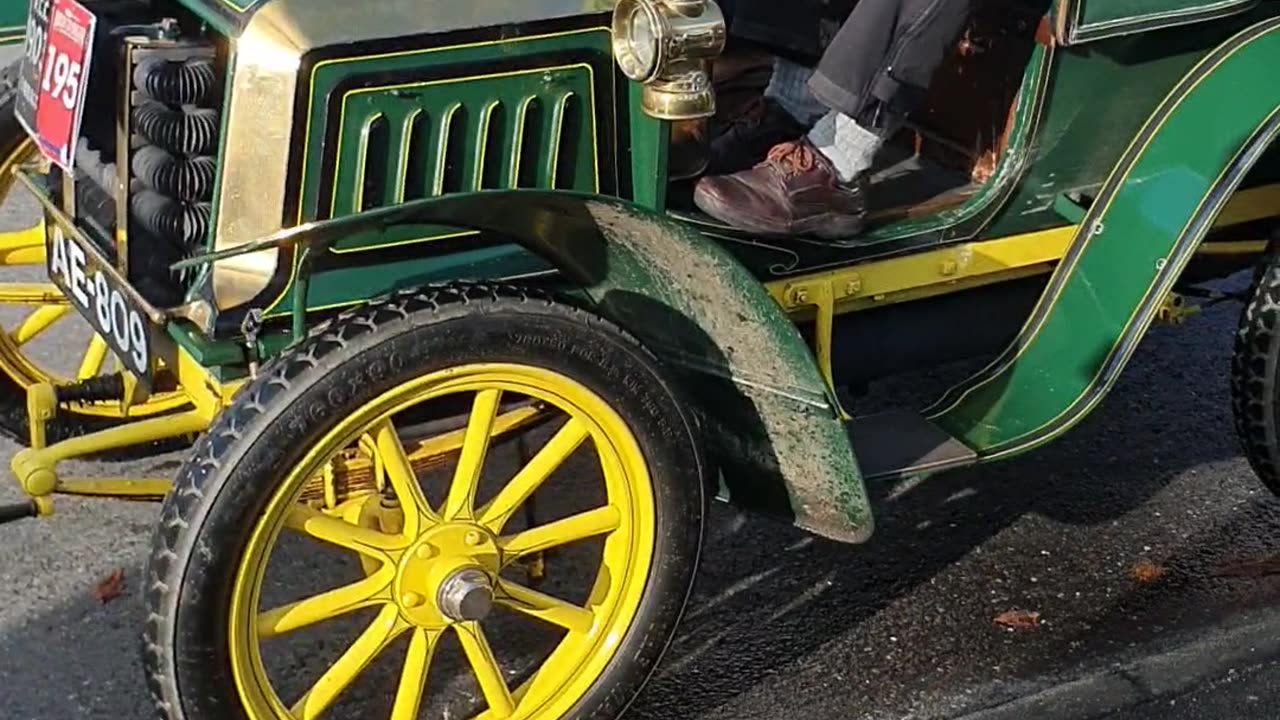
9, 343, 244, 516
6, 183, 1279, 515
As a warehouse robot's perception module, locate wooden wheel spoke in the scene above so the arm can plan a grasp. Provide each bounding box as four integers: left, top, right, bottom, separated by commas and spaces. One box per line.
496, 578, 595, 634
456, 621, 515, 717
77, 335, 109, 379
257, 572, 391, 639
290, 605, 405, 720
478, 418, 589, 533
501, 505, 622, 562
10, 304, 69, 346
373, 419, 437, 532
390, 628, 440, 720
284, 504, 406, 558
443, 389, 502, 520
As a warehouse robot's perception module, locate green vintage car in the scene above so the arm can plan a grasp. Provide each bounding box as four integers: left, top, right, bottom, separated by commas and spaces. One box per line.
2, 0, 1280, 718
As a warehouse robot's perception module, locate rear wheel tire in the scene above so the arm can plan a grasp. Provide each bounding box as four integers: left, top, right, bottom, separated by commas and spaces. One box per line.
1231, 244, 1280, 497
143, 283, 706, 720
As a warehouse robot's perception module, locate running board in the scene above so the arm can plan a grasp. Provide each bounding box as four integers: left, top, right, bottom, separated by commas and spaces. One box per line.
847, 410, 978, 480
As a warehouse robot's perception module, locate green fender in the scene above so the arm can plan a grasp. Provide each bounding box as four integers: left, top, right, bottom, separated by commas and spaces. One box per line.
249, 191, 873, 542
928, 17, 1280, 459
0, 2, 26, 43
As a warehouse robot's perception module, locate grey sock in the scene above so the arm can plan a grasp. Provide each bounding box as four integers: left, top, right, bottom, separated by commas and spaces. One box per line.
807, 112, 883, 183
764, 58, 828, 126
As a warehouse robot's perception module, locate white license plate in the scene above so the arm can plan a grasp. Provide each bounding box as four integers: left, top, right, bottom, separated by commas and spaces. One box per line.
46, 226, 155, 379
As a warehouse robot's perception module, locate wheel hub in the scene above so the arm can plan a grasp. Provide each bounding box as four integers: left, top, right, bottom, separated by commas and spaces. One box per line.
436, 567, 494, 621
394, 523, 500, 627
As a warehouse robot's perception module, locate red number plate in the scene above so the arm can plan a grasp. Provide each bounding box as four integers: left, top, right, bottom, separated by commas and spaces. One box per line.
15, 0, 96, 171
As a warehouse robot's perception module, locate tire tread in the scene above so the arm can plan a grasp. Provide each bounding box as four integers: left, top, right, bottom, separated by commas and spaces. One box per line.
1231, 246, 1280, 496
142, 281, 699, 720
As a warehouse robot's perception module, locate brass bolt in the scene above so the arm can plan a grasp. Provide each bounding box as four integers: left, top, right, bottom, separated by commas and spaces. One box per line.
465, 530, 483, 546
844, 279, 862, 296
416, 544, 436, 559
940, 260, 959, 276
401, 592, 424, 608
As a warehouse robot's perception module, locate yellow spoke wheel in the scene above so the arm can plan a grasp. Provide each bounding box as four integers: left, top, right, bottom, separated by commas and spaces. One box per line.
143, 285, 706, 720
0, 61, 188, 446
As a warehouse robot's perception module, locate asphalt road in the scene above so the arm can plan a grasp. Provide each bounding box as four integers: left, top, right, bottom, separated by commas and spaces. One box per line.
2, 51, 1280, 720
1116, 659, 1280, 720
3, 236, 1280, 720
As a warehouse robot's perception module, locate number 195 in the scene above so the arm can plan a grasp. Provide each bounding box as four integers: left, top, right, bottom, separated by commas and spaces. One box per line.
41, 46, 81, 110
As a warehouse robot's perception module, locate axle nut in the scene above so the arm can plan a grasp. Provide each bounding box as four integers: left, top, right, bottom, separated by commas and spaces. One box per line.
437, 568, 494, 622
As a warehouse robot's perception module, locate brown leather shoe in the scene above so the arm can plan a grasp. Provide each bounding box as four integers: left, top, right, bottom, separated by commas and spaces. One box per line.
706, 97, 808, 176
693, 138, 869, 240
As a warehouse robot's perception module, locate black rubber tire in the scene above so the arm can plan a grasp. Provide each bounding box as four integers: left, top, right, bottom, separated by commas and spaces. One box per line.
142, 283, 707, 720
0, 59, 192, 455
1231, 243, 1280, 497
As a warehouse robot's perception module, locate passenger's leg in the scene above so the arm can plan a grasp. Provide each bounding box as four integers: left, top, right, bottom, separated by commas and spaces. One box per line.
695, 0, 973, 239
705, 58, 824, 175
807, 0, 974, 181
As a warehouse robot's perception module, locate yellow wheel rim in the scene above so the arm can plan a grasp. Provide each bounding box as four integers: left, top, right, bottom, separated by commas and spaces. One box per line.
229, 363, 657, 720
0, 139, 186, 417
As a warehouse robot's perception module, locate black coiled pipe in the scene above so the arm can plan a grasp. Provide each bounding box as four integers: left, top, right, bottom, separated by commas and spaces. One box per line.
133, 57, 216, 106
131, 190, 211, 248
133, 103, 219, 155
55, 374, 125, 404
131, 146, 216, 202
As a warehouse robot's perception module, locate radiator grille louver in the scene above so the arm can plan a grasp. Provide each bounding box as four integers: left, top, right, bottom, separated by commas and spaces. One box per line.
342, 93, 585, 216
324, 65, 599, 251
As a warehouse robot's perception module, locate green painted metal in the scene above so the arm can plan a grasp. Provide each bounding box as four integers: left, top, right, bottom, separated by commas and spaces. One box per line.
0, 0, 22, 44
983, 22, 1249, 240
928, 17, 1280, 459
212, 189, 874, 543
21, 0, 1280, 541
625, 82, 669, 211
166, 321, 246, 368
259, 27, 612, 320
1055, 0, 1259, 44
326, 65, 599, 230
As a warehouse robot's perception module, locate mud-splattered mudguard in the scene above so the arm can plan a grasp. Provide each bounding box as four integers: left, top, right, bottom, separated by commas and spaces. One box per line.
259, 191, 873, 543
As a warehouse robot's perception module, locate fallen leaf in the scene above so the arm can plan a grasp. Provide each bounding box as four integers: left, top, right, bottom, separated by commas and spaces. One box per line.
1131, 560, 1166, 583
1214, 555, 1280, 578
994, 609, 1041, 629
94, 568, 125, 604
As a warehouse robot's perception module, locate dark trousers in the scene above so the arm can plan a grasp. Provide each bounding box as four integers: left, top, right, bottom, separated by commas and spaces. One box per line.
721, 0, 973, 125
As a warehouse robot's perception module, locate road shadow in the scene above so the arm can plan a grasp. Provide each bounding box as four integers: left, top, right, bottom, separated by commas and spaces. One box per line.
628, 285, 1278, 719
0, 282, 1275, 720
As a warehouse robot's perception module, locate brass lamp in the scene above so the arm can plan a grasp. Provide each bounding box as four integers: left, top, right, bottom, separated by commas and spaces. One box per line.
612, 0, 726, 120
